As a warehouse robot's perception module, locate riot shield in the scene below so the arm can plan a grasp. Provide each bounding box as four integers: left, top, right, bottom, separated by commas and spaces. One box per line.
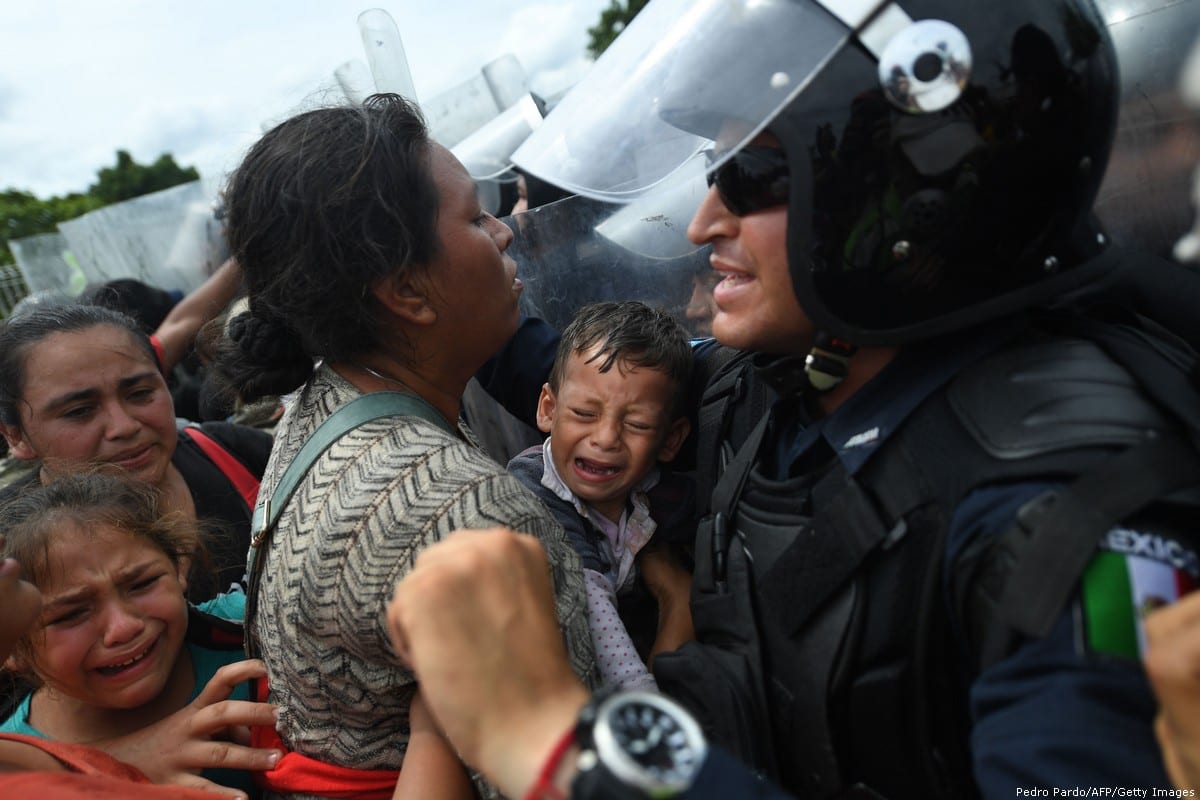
453, 94, 544, 181
1094, 0, 1200, 258
9, 231, 79, 295
358, 9, 419, 102
503, 189, 711, 337
56, 178, 228, 293
334, 59, 375, 104
424, 56, 529, 148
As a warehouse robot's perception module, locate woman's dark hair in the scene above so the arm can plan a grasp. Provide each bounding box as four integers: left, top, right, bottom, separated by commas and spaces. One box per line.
215, 93, 441, 401
0, 470, 203, 682
0, 305, 158, 429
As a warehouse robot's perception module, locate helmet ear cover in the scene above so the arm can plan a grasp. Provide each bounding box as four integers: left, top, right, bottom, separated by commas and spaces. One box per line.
764, 0, 1118, 347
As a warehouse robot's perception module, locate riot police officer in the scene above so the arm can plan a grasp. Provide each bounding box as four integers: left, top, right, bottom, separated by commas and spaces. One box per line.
503, 0, 1200, 797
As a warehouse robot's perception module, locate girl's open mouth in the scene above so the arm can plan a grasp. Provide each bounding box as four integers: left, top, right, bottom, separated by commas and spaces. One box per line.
95, 637, 158, 676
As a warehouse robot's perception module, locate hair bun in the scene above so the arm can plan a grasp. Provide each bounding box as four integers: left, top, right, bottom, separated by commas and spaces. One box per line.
227, 311, 304, 363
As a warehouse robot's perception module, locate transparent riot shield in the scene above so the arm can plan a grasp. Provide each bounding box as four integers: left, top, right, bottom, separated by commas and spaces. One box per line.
56, 177, 228, 293
334, 59, 375, 104
482, 54, 530, 113
1094, 0, 1200, 258
358, 8, 419, 102
9, 231, 79, 295
454, 94, 544, 181
422, 75, 501, 147
503, 188, 712, 337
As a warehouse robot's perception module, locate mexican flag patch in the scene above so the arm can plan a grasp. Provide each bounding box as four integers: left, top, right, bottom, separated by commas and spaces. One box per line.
1081, 529, 1199, 659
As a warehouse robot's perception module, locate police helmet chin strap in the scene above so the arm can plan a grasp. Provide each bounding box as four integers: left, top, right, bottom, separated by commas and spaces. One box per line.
749, 332, 858, 397
805, 332, 858, 393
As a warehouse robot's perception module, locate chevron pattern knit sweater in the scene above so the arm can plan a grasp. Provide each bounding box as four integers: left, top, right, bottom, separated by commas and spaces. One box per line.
251, 365, 597, 798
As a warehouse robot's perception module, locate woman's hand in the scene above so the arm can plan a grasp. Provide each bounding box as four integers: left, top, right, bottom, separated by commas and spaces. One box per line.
97, 659, 281, 799
1145, 591, 1200, 790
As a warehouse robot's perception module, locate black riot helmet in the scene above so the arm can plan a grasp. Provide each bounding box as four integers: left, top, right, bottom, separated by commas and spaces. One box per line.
513, 0, 1121, 347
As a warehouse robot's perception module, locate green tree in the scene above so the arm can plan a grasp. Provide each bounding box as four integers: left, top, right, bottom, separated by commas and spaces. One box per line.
89, 150, 199, 205
0, 190, 100, 265
1, 150, 199, 265
587, 0, 649, 58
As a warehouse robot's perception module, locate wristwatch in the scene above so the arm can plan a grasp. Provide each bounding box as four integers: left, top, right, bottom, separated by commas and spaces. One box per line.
570, 689, 708, 799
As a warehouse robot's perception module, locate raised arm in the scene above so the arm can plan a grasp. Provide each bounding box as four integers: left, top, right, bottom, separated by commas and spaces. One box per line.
153, 257, 244, 372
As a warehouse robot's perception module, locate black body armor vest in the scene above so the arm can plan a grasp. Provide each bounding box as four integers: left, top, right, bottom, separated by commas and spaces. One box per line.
656, 322, 1200, 799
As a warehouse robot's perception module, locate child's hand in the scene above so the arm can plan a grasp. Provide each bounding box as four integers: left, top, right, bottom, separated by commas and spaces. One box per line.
638, 546, 695, 661
0, 537, 43, 662
97, 658, 281, 799
637, 545, 692, 609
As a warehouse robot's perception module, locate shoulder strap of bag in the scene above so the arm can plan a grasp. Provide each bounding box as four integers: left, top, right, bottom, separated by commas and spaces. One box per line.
180, 426, 261, 511
0, 733, 152, 783
249, 391, 453, 543
245, 391, 453, 657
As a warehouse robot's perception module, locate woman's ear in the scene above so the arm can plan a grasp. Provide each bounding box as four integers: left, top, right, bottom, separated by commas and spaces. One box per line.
0, 424, 37, 462
370, 273, 438, 326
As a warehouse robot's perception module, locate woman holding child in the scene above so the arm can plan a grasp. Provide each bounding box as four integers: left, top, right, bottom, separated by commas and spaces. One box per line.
213, 94, 595, 796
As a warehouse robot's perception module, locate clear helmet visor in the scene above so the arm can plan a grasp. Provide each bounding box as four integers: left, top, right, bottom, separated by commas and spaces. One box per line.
503, 192, 712, 336
511, 0, 869, 200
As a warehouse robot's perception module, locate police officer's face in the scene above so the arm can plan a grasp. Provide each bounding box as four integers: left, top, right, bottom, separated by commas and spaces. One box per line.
686, 134, 814, 355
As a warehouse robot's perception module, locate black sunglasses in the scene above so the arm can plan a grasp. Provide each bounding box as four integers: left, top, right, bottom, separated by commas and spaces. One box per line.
704, 145, 791, 217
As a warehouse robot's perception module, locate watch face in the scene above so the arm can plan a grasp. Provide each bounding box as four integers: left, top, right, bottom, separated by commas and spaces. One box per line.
595, 692, 706, 792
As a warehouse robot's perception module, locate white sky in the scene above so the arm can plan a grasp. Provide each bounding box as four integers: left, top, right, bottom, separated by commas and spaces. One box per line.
0, 0, 611, 197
